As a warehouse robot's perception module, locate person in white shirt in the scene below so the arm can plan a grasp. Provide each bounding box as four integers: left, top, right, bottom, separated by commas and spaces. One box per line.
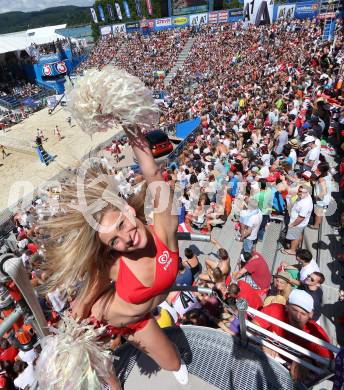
300, 136, 320, 172
240, 199, 263, 254
283, 186, 313, 255
13, 359, 36, 390
288, 139, 299, 169
281, 249, 320, 285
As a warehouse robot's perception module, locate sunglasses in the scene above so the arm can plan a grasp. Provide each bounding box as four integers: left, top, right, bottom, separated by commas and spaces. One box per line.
307, 275, 316, 282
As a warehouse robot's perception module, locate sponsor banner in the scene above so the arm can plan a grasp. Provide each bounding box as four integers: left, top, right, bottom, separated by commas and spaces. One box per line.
275, 4, 296, 20
100, 25, 112, 35
107, 4, 115, 19
42, 64, 52, 76
146, 0, 153, 16
126, 21, 140, 32
189, 12, 208, 25
55, 61, 67, 74
41, 62, 67, 78
140, 19, 155, 28
294, 1, 320, 19
135, 0, 142, 17
208, 11, 218, 24
228, 8, 243, 22
123, 1, 131, 18
243, 0, 274, 25
155, 17, 172, 30
112, 23, 126, 33
172, 16, 189, 27
98, 5, 105, 21
90, 7, 98, 24
115, 2, 123, 20
218, 10, 229, 22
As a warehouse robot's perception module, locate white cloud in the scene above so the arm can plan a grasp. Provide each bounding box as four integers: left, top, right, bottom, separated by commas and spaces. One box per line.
0, 0, 94, 14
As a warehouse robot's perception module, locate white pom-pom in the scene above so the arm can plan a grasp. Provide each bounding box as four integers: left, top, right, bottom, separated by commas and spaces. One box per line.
34, 315, 114, 390
65, 66, 160, 135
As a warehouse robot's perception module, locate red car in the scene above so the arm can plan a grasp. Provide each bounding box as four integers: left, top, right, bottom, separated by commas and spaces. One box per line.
145, 130, 173, 158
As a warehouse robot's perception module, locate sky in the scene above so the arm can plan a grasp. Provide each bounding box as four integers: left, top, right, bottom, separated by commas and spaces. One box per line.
0, 0, 94, 14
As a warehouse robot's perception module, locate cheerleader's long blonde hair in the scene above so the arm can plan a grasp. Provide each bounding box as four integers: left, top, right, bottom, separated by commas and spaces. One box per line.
39, 166, 146, 299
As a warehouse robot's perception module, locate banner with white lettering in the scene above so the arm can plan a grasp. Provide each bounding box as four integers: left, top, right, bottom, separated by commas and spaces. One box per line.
100, 25, 112, 35
90, 7, 98, 24
189, 12, 208, 25
155, 17, 172, 30
115, 2, 123, 20
208, 11, 218, 23
243, 0, 274, 25
112, 23, 126, 34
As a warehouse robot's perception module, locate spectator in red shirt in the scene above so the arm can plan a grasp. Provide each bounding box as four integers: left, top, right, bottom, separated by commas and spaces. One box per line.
233, 251, 271, 291
226, 281, 263, 310
0, 339, 18, 362
26, 243, 38, 254
254, 289, 333, 362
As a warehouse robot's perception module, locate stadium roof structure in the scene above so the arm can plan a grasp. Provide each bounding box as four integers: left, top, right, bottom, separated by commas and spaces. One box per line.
0, 24, 67, 55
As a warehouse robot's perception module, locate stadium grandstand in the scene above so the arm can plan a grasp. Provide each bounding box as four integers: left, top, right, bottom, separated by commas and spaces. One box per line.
0, 1, 343, 389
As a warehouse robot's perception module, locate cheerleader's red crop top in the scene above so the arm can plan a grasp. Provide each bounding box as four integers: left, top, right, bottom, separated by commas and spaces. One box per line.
115, 230, 179, 305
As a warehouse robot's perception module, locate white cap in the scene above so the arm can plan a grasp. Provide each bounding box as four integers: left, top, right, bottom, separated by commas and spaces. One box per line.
301, 135, 316, 146
288, 289, 314, 313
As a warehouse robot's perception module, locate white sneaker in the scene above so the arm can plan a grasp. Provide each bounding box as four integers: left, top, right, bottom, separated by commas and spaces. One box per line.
172, 360, 189, 385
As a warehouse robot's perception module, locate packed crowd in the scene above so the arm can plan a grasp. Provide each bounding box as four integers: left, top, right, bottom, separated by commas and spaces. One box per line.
77, 29, 190, 89
0, 82, 43, 101
0, 17, 343, 389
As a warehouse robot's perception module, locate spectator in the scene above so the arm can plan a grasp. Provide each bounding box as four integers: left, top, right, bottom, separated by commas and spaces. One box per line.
0, 339, 18, 362
282, 186, 313, 255
281, 248, 320, 285
300, 272, 325, 322
253, 179, 274, 241
254, 290, 333, 363
264, 272, 293, 306
176, 258, 193, 286
203, 245, 231, 283
226, 281, 263, 310
233, 251, 271, 291
299, 136, 320, 172
239, 199, 263, 253
183, 247, 202, 280
310, 162, 332, 229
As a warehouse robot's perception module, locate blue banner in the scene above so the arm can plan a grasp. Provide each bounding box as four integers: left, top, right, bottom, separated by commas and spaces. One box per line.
228, 8, 244, 22
126, 21, 140, 32
98, 5, 105, 21
123, 1, 131, 18
135, 0, 142, 17
107, 4, 115, 19
294, 1, 320, 19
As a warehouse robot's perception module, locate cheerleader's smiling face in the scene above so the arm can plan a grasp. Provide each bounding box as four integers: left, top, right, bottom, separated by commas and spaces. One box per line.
98, 209, 148, 252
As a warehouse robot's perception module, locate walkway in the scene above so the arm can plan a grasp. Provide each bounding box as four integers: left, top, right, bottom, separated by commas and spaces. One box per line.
164, 37, 196, 87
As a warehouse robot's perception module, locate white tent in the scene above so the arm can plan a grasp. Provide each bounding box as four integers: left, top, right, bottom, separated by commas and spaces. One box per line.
0, 24, 67, 55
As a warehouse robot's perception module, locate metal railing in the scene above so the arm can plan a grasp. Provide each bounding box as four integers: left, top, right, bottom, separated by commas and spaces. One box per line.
234, 303, 340, 385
